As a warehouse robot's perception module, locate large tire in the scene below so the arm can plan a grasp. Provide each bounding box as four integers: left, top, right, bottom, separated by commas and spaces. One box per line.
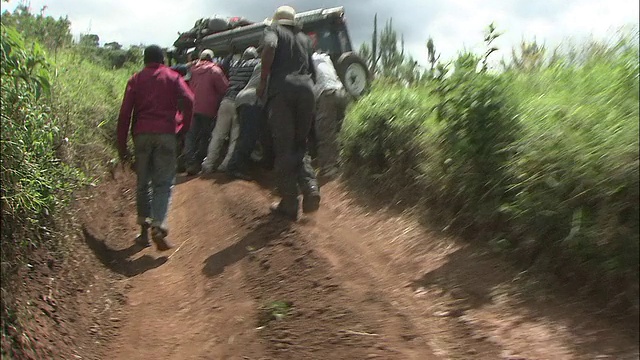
335, 52, 371, 99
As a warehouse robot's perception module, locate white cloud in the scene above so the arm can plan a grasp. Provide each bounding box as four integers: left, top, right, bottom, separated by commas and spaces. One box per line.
4, 0, 638, 66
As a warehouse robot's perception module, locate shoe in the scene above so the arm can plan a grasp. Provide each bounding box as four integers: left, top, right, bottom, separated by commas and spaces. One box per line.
185, 164, 201, 176
200, 165, 214, 175
228, 170, 252, 181
151, 227, 174, 251
176, 156, 186, 173
269, 201, 299, 221
302, 193, 320, 213
135, 222, 151, 247
135, 234, 151, 247
301, 182, 321, 213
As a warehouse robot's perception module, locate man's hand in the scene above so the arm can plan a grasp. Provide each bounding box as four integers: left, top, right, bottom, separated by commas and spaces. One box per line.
119, 148, 132, 164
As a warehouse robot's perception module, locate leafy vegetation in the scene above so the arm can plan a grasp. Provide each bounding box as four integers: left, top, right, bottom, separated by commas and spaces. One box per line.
258, 300, 294, 326
345, 24, 639, 311
1, 5, 137, 357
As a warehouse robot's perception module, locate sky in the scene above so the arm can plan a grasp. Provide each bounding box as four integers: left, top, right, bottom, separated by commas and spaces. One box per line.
3, 0, 638, 68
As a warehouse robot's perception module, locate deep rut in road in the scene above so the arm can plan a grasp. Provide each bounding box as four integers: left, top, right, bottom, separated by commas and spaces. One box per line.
84, 172, 638, 360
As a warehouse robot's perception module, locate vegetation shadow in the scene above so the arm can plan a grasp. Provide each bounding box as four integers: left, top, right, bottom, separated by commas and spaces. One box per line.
409, 243, 639, 358
341, 173, 639, 356
82, 226, 167, 277
202, 214, 291, 277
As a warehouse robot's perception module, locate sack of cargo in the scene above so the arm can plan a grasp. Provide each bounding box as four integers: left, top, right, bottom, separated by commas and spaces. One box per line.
207, 17, 230, 33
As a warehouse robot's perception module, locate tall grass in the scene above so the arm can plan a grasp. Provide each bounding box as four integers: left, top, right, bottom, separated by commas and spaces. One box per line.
51, 50, 134, 173
341, 29, 639, 310
1, 23, 134, 357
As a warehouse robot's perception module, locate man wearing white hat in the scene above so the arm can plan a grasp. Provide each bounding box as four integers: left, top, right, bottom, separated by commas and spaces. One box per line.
257, 5, 320, 220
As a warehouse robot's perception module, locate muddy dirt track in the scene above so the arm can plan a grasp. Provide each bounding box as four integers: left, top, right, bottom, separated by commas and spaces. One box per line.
77, 169, 638, 360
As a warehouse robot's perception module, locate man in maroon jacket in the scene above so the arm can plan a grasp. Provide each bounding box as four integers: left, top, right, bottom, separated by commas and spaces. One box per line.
183, 49, 229, 175
117, 45, 195, 251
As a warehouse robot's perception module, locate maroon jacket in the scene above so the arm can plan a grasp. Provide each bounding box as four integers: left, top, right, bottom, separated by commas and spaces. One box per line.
117, 63, 195, 154
188, 60, 228, 117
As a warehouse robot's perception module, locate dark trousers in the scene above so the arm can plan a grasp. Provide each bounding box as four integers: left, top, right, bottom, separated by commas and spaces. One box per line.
183, 113, 215, 168
228, 104, 263, 173
267, 78, 318, 201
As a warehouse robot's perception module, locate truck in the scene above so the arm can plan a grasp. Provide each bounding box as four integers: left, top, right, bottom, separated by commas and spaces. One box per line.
166, 6, 372, 98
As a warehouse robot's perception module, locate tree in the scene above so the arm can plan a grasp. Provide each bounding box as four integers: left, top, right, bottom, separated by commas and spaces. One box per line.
426, 37, 441, 74
480, 22, 501, 72
358, 15, 421, 84
505, 40, 547, 72
104, 41, 122, 50
79, 34, 100, 47
1, 4, 73, 54
358, 13, 381, 74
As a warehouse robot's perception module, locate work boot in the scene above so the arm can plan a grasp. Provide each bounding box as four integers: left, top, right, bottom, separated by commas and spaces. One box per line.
135, 223, 151, 248
177, 156, 187, 173
302, 183, 321, 213
269, 197, 299, 221
151, 226, 174, 251
228, 170, 252, 181
185, 163, 201, 176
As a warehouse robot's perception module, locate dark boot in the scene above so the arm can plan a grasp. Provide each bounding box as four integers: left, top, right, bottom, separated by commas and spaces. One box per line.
151, 226, 174, 251
135, 223, 151, 247
302, 182, 321, 213
185, 163, 201, 176
270, 197, 299, 221
228, 169, 252, 181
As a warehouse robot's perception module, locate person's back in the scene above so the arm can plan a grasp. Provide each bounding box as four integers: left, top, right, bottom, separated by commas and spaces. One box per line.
225, 48, 261, 101
227, 62, 265, 180
309, 52, 348, 178
182, 49, 229, 174
267, 24, 315, 96
257, 6, 320, 220
202, 47, 260, 173
117, 45, 194, 251
120, 64, 192, 137
189, 60, 227, 117
311, 52, 344, 99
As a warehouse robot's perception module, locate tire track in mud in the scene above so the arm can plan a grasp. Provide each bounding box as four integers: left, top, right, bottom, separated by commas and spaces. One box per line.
218, 181, 435, 359
101, 175, 639, 360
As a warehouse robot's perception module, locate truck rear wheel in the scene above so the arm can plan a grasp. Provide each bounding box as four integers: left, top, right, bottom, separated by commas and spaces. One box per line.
336, 52, 371, 99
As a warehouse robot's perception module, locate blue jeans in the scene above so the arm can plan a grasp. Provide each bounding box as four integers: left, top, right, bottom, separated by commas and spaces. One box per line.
227, 104, 263, 173
183, 113, 215, 168
134, 133, 177, 232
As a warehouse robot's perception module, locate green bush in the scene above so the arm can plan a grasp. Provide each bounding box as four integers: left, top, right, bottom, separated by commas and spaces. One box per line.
1, 25, 82, 266
431, 51, 522, 224
1, 9, 141, 356
341, 30, 639, 305
500, 33, 639, 281
341, 81, 441, 193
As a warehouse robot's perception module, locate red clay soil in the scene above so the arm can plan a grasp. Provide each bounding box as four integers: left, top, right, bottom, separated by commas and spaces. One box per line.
3, 167, 639, 359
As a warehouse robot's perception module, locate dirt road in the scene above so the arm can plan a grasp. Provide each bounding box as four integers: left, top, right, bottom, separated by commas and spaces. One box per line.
81, 172, 638, 360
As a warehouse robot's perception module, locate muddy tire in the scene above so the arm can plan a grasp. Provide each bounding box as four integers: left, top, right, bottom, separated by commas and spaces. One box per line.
335, 52, 371, 99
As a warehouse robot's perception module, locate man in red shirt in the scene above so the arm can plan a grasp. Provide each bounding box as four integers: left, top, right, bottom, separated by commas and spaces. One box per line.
183, 49, 229, 175
117, 45, 195, 251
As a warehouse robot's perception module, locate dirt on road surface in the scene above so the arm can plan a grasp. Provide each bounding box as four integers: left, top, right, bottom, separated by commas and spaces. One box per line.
70, 169, 638, 360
